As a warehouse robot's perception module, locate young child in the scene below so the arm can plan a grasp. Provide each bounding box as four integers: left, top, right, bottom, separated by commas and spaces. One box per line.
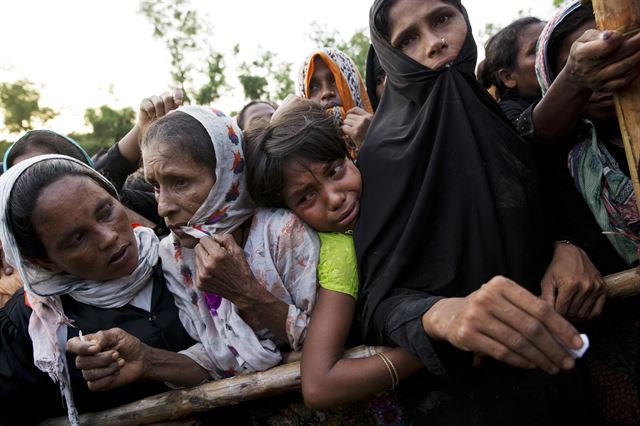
245, 97, 423, 409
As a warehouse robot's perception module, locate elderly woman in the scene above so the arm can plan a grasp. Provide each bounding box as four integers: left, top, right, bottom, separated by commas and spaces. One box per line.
62, 106, 319, 401
0, 155, 197, 424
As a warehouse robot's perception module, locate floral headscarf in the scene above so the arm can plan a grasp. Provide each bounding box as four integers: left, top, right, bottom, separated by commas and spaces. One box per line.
157, 106, 281, 378
0, 155, 159, 426
536, 1, 640, 264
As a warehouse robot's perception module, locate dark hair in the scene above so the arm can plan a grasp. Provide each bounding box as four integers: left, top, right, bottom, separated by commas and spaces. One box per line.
375, 0, 462, 41
6, 130, 91, 170
141, 111, 216, 170
8, 159, 116, 259
480, 17, 543, 98
547, 4, 594, 80
244, 98, 349, 208
237, 100, 278, 130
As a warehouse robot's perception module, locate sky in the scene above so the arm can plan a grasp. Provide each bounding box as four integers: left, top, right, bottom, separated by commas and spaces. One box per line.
0, 0, 560, 138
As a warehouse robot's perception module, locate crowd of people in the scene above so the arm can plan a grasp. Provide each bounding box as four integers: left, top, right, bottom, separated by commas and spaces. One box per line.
1, 0, 640, 424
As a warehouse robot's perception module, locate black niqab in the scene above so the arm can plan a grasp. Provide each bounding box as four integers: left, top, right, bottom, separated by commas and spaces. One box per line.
355, 0, 551, 341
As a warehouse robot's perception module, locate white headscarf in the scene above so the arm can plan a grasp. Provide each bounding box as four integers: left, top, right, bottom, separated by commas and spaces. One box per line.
0, 154, 160, 426
157, 106, 281, 378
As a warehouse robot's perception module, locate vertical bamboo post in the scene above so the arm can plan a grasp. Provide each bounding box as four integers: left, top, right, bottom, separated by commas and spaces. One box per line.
592, 0, 640, 212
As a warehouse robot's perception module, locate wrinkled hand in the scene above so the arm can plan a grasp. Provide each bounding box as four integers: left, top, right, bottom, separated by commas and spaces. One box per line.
541, 242, 606, 321
422, 276, 583, 374
66, 328, 147, 391
138, 89, 183, 138
342, 107, 372, 149
565, 29, 640, 93
194, 234, 261, 308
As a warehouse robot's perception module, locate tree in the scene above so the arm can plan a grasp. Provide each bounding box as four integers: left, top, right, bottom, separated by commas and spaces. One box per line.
0, 79, 57, 134
139, 0, 229, 104
237, 49, 295, 101
84, 105, 136, 144
308, 23, 371, 77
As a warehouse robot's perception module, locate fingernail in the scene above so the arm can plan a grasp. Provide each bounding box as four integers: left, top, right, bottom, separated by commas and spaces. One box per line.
112, 351, 119, 360
117, 358, 125, 367
4, 268, 12, 274
549, 365, 559, 375
573, 335, 584, 348
602, 30, 611, 40
563, 357, 575, 370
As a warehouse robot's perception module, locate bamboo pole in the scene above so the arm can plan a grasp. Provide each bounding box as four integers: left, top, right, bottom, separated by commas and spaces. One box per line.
40, 268, 640, 426
41, 345, 389, 426
591, 0, 640, 211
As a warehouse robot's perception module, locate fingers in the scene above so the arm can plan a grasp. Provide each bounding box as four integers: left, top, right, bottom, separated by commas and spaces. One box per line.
469, 331, 536, 370
501, 280, 582, 352
212, 234, 244, 256
540, 276, 557, 306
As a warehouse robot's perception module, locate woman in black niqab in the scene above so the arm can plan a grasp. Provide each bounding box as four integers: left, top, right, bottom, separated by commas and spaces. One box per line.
354, 0, 595, 423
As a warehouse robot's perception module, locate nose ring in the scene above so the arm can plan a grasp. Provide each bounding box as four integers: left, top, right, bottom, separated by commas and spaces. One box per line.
441, 37, 447, 48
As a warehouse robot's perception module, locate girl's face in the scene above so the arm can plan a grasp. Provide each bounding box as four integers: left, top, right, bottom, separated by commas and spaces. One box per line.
509, 22, 545, 99
281, 157, 361, 233
388, 0, 467, 70
308, 58, 342, 109
32, 175, 138, 281
143, 141, 215, 249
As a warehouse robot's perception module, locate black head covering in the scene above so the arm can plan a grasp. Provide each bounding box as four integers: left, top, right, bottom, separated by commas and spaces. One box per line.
365, 45, 384, 111
355, 0, 552, 340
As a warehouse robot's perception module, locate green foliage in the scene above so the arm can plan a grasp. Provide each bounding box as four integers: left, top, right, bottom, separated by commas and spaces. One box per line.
84, 105, 136, 144
238, 50, 294, 101
0, 79, 57, 134
139, 0, 228, 104
308, 23, 371, 78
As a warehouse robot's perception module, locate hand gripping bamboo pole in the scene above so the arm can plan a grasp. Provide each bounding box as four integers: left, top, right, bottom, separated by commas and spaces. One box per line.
592, 0, 640, 211
40, 345, 390, 426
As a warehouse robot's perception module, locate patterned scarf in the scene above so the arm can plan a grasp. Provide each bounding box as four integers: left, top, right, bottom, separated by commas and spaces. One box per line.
536, 1, 640, 264
0, 155, 160, 426
158, 106, 281, 378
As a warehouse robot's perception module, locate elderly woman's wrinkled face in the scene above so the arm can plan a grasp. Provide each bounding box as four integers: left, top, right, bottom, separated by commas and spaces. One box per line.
32, 175, 138, 280
143, 142, 215, 249
388, 0, 467, 70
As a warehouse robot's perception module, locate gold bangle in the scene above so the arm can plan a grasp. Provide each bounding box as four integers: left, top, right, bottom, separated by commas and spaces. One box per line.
380, 352, 399, 387
377, 352, 399, 390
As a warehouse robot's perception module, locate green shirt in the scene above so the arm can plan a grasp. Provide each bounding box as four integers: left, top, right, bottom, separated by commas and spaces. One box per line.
317, 232, 359, 299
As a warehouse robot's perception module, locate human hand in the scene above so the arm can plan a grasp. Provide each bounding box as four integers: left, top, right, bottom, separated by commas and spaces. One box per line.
564, 29, 640, 94
66, 328, 147, 391
138, 89, 183, 138
541, 242, 606, 321
422, 276, 583, 374
194, 234, 261, 309
342, 107, 372, 149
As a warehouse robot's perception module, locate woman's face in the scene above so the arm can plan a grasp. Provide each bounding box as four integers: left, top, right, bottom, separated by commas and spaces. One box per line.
242, 103, 276, 131
32, 175, 138, 280
554, 19, 616, 122
308, 57, 342, 109
143, 141, 215, 249
510, 22, 545, 99
281, 157, 361, 233
388, 0, 468, 70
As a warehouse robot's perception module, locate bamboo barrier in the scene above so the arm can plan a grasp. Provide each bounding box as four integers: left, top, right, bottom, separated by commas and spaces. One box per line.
591, 0, 640, 211
41, 345, 389, 426
41, 267, 640, 426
